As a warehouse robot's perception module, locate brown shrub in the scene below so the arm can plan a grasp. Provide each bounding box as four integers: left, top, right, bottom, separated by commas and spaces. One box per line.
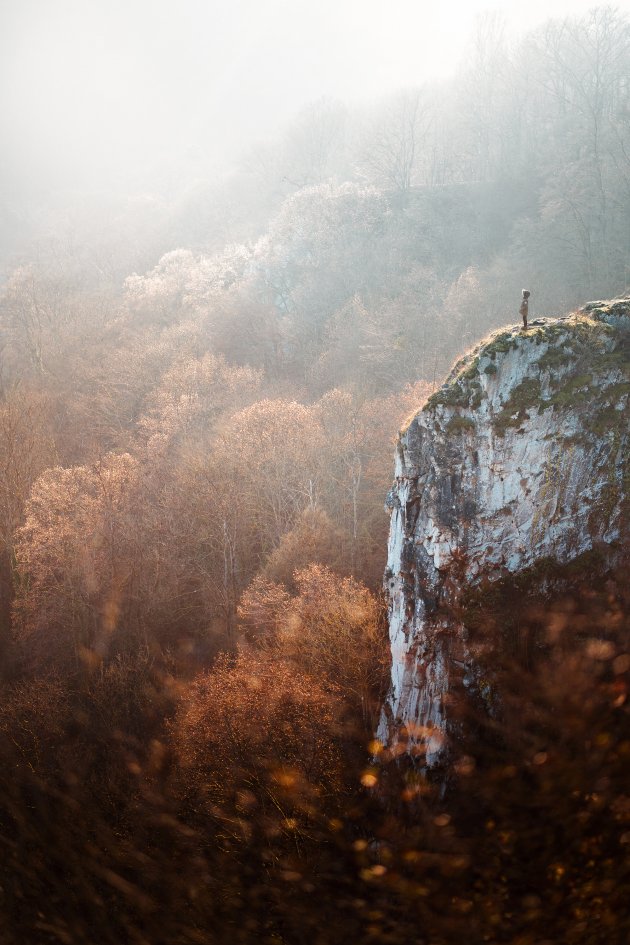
237, 576, 291, 642
259, 507, 351, 590
0, 676, 71, 773
170, 652, 345, 834
239, 564, 389, 725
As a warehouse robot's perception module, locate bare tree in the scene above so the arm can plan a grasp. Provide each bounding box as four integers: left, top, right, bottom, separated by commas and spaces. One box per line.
357, 88, 432, 196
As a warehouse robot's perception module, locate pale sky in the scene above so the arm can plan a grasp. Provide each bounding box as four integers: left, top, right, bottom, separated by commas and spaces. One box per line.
0, 0, 627, 198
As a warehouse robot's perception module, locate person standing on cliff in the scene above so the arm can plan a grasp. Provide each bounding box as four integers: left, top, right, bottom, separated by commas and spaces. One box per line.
519, 289, 530, 329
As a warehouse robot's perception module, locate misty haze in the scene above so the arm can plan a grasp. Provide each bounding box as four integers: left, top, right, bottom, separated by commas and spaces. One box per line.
0, 2, 629, 944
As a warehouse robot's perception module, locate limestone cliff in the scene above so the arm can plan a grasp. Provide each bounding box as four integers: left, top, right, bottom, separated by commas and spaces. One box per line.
379, 300, 630, 761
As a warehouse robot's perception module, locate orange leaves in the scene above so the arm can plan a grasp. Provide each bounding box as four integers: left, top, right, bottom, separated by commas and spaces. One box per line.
260, 508, 350, 588
13, 453, 141, 667
222, 398, 324, 462
291, 563, 380, 631
0, 385, 56, 554
218, 399, 326, 547
238, 564, 388, 726
287, 564, 389, 719
237, 576, 291, 641
171, 652, 344, 814
141, 352, 262, 458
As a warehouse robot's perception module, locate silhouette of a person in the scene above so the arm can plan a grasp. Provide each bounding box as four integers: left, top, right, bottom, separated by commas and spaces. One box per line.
519, 289, 530, 329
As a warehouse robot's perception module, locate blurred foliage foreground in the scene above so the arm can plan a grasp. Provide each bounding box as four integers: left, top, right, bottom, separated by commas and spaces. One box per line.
0, 557, 629, 945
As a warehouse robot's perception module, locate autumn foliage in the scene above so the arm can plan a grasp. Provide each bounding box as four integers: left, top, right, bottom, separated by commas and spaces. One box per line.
239, 564, 388, 722
172, 653, 345, 825
1, 9, 630, 938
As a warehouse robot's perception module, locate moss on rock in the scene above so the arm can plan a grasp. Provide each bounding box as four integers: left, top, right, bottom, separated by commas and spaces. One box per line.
493, 378, 543, 435
446, 416, 476, 435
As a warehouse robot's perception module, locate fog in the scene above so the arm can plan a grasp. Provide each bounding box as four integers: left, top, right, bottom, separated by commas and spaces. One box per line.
1, 6, 630, 943
0, 0, 618, 204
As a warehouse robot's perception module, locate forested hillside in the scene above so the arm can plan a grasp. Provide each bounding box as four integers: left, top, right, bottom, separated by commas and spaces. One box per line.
0, 8, 629, 944
3, 10, 630, 650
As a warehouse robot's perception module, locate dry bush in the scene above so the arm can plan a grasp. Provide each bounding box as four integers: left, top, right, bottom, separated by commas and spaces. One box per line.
259, 507, 351, 590
286, 565, 387, 710
170, 652, 345, 833
12, 453, 142, 671
2, 570, 629, 945
0, 676, 71, 774
239, 564, 389, 725
443, 641, 630, 943
237, 576, 291, 642
0, 726, 221, 945
433, 562, 630, 943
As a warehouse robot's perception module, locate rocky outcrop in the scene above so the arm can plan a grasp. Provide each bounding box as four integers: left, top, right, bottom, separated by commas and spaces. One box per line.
379, 300, 630, 761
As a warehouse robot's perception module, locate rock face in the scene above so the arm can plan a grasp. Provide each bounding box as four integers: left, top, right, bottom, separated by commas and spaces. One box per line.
379, 300, 630, 761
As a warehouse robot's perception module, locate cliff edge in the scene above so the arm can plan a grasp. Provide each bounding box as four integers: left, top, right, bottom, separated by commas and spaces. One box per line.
379, 299, 630, 761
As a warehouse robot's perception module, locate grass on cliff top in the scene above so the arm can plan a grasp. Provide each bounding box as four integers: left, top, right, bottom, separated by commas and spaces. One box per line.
579, 297, 630, 321
421, 312, 621, 419
403, 308, 628, 442
425, 321, 548, 405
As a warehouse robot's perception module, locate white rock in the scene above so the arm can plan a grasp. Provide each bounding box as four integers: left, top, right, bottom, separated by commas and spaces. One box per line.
380, 305, 630, 758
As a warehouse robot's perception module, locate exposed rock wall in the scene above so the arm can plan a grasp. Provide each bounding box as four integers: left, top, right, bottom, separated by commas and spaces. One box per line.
379, 301, 630, 760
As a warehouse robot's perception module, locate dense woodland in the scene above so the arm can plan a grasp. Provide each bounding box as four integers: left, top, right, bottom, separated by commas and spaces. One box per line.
1, 7, 630, 944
